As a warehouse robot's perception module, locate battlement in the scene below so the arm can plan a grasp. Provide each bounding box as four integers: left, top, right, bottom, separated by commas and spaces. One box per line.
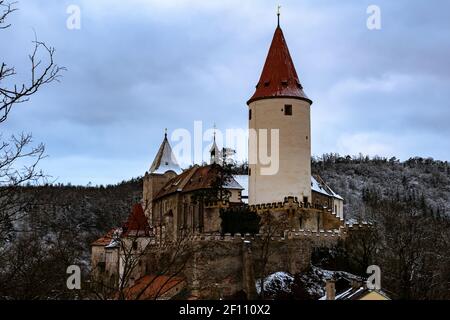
247, 196, 335, 214
138, 222, 374, 250
204, 200, 231, 208
181, 227, 347, 244
344, 221, 373, 229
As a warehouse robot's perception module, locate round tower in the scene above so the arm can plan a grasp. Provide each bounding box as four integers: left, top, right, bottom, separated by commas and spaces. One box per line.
247, 21, 312, 205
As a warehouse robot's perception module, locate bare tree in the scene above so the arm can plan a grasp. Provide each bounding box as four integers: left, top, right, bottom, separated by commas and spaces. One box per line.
0, 0, 64, 240
1, 1, 65, 124
0, 134, 45, 244
257, 210, 288, 299
0, 1, 63, 298
0, 1, 16, 30
88, 199, 206, 300
89, 229, 201, 300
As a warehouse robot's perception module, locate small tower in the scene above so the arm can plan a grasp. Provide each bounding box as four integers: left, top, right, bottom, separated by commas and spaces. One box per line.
143, 130, 182, 218
209, 125, 221, 165
149, 129, 182, 175
247, 14, 313, 205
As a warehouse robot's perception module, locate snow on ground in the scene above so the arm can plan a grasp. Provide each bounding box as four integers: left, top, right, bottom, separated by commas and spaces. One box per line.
299, 266, 363, 298
255, 267, 363, 298
255, 272, 294, 295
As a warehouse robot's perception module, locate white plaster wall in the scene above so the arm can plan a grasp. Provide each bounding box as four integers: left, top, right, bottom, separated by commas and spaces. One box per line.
248, 98, 312, 205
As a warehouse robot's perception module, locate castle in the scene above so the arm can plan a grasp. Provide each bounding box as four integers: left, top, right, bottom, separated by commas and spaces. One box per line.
91, 16, 352, 300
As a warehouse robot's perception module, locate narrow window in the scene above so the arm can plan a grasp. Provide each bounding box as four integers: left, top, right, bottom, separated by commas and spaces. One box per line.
249, 168, 251, 176
284, 104, 292, 116
249, 109, 252, 120
303, 196, 308, 205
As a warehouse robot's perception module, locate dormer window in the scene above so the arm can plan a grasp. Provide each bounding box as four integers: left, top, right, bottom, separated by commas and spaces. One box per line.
264, 80, 270, 87
281, 79, 288, 86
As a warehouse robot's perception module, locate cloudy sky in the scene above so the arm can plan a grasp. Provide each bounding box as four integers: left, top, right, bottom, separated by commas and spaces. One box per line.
2, 0, 450, 185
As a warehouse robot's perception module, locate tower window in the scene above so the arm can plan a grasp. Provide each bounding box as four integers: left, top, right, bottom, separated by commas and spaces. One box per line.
284, 104, 292, 116
249, 109, 252, 120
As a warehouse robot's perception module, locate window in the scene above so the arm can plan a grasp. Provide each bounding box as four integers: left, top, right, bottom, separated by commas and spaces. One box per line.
249, 109, 252, 120
335, 205, 338, 213
303, 196, 308, 205
284, 104, 292, 116
249, 168, 251, 176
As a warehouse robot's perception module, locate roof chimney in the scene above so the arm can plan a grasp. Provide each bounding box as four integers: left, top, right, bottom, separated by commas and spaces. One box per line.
326, 279, 336, 300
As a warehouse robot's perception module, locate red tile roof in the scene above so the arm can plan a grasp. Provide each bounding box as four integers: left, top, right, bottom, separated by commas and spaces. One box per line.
91, 228, 116, 246
154, 164, 242, 200
122, 203, 151, 236
120, 275, 185, 300
247, 26, 311, 105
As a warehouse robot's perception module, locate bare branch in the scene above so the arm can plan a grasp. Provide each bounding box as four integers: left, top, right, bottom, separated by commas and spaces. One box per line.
0, 1, 17, 29
0, 8, 65, 123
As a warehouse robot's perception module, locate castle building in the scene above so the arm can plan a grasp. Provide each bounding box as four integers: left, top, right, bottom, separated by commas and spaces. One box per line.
248, 19, 313, 206
141, 129, 244, 241
91, 15, 347, 299
138, 20, 344, 234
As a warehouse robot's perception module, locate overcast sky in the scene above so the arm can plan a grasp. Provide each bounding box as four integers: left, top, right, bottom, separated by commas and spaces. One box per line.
2, 0, 450, 185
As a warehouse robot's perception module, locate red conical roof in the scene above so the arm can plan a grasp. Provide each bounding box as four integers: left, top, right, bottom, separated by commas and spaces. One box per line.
122, 203, 151, 236
247, 26, 311, 105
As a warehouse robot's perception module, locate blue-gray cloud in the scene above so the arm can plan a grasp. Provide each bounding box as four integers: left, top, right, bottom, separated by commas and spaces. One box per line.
1, 0, 450, 185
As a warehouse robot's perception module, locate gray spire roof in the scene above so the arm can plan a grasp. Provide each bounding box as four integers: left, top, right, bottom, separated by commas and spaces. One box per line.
209, 138, 221, 164
149, 134, 182, 174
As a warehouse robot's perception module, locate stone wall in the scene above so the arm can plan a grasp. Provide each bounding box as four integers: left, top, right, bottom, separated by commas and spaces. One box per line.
142, 230, 345, 299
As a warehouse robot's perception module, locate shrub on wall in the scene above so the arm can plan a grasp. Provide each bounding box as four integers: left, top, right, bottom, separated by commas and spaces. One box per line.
220, 207, 260, 235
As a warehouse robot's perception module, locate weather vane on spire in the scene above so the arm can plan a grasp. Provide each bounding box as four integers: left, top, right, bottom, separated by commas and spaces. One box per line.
213, 123, 217, 141
164, 128, 168, 138
277, 5, 282, 27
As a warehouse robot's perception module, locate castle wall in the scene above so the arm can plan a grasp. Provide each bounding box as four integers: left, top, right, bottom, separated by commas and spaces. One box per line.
333, 198, 344, 220
312, 191, 333, 211
248, 97, 312, 205
175, 230, 345, 299
143, 172, 176, 218
153, 194, 227, 239
228, 189, 242, 203
91, 245, 120, 291
91, 226, 351, 299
